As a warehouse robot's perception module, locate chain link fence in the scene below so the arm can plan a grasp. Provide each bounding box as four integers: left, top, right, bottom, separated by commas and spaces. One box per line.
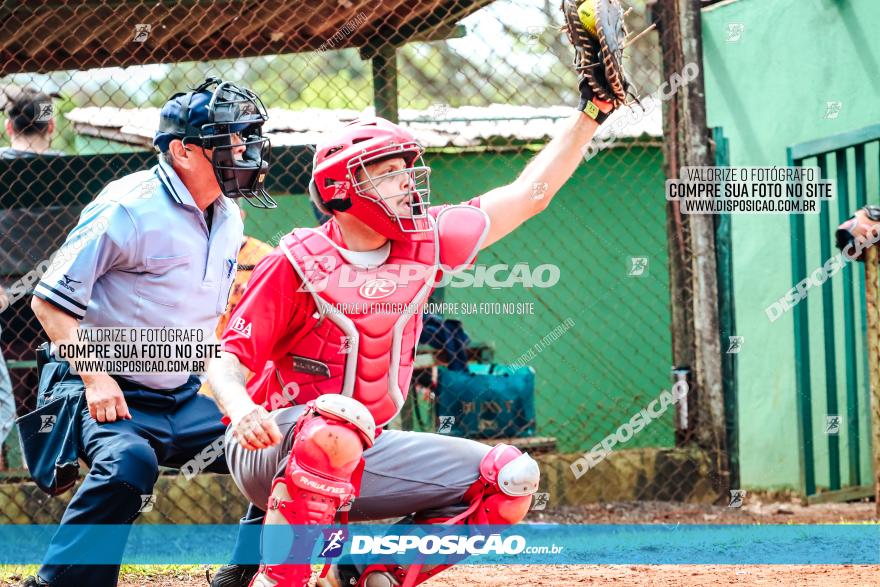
0, 0, 716, 524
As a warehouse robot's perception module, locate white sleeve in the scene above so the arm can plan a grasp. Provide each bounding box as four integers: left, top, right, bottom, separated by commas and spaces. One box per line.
33, 202, 136, 319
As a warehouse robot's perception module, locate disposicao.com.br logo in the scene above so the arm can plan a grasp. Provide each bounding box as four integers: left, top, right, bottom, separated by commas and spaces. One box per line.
349, 533, 562, 556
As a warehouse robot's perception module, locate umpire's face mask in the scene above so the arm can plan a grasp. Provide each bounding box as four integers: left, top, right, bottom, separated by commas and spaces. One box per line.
197, 82, 275, 209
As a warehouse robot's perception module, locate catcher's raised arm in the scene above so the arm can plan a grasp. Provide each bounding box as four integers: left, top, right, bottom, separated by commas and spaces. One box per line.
478, 0, 637, 249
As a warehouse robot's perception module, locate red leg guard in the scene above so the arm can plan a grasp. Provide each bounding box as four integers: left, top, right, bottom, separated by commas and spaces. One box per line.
251, 395, 375, 587
357, 444, 540, 587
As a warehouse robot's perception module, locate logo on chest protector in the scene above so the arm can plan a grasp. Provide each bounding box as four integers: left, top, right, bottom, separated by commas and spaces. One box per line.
359, 278, 397, 299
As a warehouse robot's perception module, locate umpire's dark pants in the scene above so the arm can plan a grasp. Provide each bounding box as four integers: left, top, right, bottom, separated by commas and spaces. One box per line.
37, 360, 231, 587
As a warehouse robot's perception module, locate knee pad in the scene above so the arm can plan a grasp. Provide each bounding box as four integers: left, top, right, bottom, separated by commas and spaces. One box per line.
289, 395, 374, 480
255, 396, 376, 586
461, 443, 540, 525
270, 394, 376, 525
355, 446, 539, 587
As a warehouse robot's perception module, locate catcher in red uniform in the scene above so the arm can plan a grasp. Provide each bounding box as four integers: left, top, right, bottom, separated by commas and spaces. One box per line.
207, 2, 635, 585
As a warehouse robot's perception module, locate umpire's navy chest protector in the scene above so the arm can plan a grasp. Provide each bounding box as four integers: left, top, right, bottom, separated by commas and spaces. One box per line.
153, 77, 275, 209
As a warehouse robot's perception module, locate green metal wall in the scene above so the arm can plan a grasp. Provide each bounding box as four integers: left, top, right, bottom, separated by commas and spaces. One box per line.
702, 0, 880, 490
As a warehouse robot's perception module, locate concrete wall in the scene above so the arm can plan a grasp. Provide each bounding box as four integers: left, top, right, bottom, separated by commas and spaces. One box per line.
701, 0, 880, 490
0, 447, 719, 524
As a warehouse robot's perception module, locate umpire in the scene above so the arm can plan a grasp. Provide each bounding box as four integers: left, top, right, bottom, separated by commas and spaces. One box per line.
19, 78, 273, 587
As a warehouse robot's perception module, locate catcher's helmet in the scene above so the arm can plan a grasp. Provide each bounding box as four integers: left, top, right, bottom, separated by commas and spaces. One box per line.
153, 77, 275, 209
309, 117, 432, 242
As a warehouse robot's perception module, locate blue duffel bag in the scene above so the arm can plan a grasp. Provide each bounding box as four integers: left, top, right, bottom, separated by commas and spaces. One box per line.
435, 363, 535, 439
16, 344, 84, 496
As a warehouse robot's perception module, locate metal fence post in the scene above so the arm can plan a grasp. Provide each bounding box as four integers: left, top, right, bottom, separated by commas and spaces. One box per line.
864, 245, 880, 518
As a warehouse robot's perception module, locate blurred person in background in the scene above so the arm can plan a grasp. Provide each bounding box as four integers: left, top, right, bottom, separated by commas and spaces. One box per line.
0, 285, 12, 470
1, 86, 63, 158
0, 87, 63, 470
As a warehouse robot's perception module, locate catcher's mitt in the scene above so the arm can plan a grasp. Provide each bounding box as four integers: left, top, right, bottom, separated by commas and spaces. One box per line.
561, 0, 637, 122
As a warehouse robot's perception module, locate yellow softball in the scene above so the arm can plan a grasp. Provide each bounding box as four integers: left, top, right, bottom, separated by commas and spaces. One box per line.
576, 0, 599, 38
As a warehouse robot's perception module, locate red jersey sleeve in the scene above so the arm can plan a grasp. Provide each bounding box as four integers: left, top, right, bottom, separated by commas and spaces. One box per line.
221, 249, 313, 374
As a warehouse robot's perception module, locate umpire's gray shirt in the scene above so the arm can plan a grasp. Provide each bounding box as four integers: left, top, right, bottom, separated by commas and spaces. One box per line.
34, 158, 243, 390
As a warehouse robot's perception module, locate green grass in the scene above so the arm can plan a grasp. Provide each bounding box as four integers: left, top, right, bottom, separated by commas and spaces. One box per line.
0, 565, 214, 585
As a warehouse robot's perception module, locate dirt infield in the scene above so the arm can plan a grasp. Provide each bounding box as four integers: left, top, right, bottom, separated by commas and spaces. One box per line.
534, 498, 877, 525
104, 564, 880, 587
404, 565, 880, 586
3, 500, 876, 586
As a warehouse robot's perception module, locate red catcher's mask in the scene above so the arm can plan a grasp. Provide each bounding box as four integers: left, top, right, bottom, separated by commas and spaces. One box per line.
309, 117, 432, 242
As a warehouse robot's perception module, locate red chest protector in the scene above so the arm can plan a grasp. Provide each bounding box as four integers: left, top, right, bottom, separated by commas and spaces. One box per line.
274, 205, 488, 427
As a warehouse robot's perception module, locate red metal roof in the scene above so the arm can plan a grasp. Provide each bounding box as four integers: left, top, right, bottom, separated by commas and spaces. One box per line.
1, 0, 490, 75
